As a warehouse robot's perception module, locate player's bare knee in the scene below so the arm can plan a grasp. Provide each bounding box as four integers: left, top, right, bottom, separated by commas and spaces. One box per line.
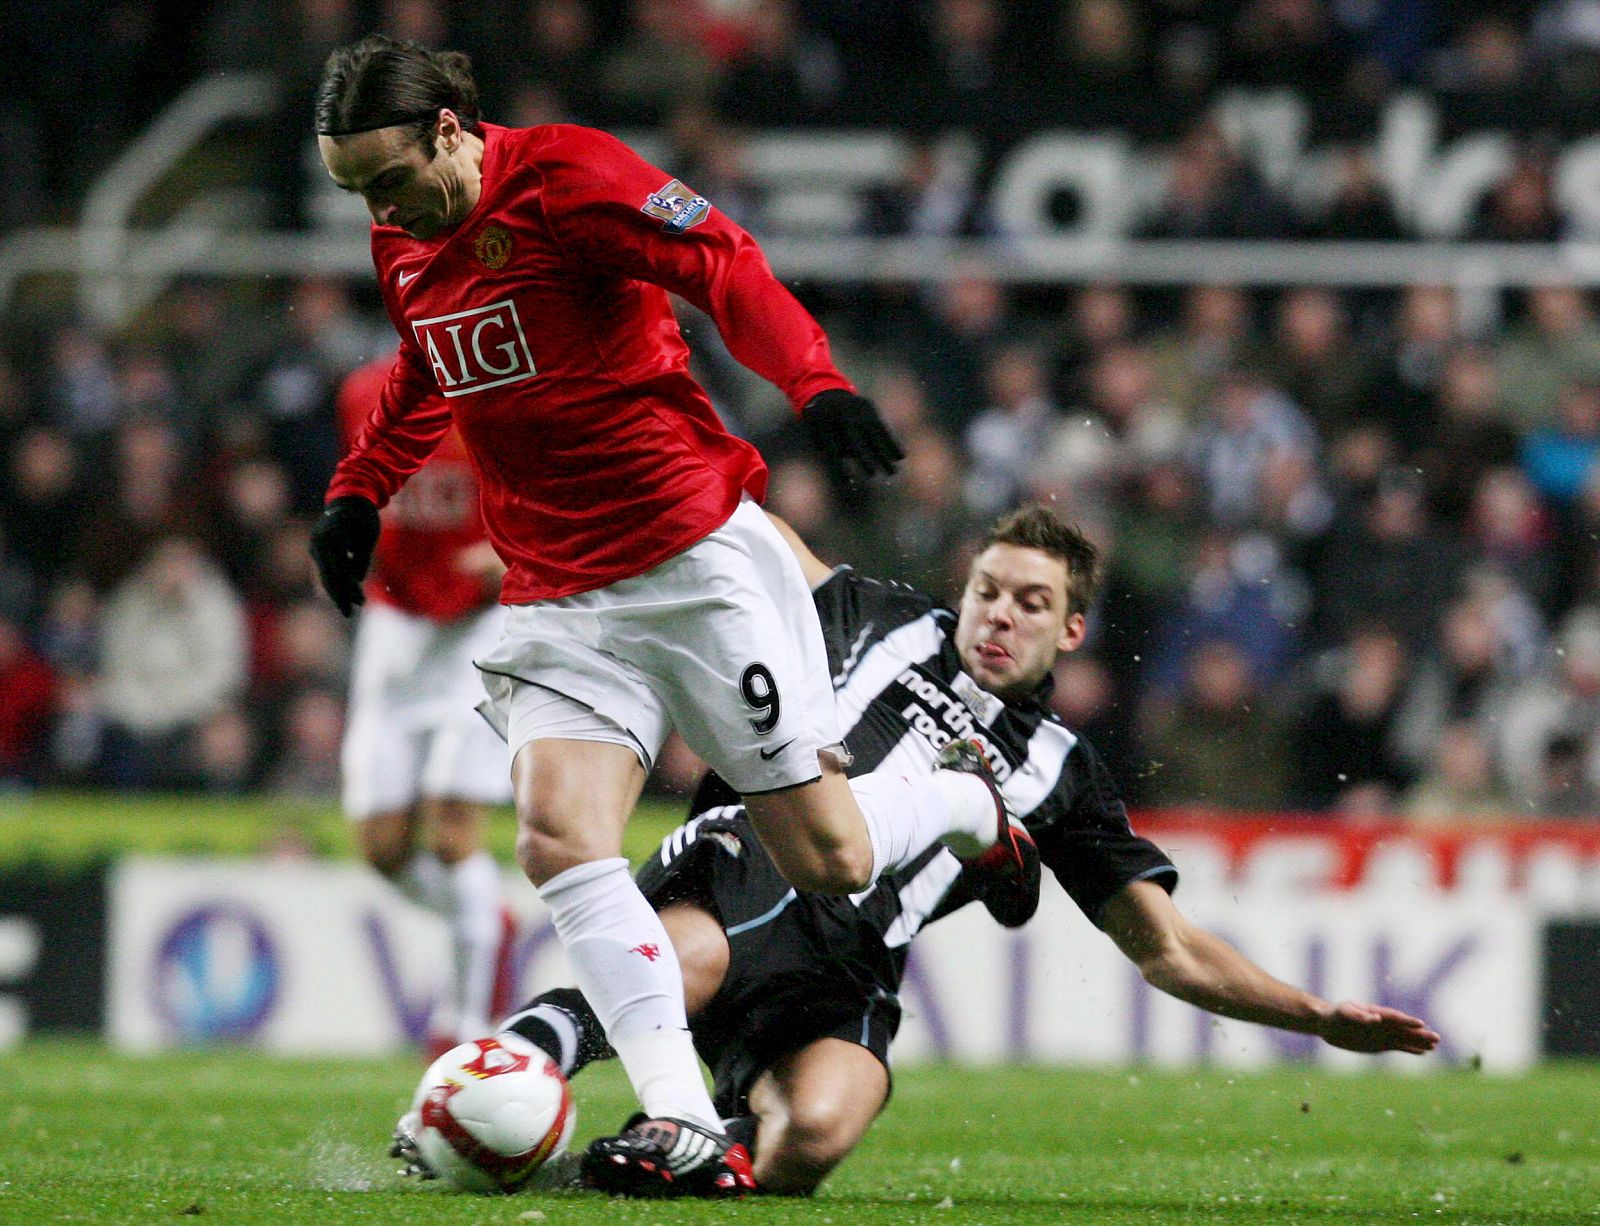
514, 823, 575, 886
356, 813, 414, 878
791, 840, 874, 894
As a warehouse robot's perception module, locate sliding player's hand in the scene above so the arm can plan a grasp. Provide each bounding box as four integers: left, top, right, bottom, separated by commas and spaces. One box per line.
1318, 1001, 1440, 1055
309, 495, 381, 617
801, 389, 905, 483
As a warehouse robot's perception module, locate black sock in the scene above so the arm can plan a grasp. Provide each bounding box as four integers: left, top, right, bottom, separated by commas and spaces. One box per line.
500, 986, 616, 1078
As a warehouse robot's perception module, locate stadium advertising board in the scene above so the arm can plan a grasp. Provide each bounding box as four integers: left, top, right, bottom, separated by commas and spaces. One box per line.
105, 822, 1600, 1065
0, 864, 107, 1047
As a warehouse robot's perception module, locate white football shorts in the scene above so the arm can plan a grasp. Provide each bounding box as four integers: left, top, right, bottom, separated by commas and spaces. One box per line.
475, 499, 842, 794
342, 601, 513, 820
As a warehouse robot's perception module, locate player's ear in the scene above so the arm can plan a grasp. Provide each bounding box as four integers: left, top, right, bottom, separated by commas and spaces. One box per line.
1058, 611, 1087, 654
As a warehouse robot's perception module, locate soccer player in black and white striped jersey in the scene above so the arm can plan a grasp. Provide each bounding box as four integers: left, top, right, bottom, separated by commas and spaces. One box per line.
483, 504, 1440, 1196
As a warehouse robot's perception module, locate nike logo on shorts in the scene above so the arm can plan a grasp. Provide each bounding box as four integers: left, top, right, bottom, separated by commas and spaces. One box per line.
759, 739, 796, 761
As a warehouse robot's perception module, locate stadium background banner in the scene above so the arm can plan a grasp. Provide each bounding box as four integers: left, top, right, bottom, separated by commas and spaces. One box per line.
103, 819, 1600, 1066
0, 864, 108, 1047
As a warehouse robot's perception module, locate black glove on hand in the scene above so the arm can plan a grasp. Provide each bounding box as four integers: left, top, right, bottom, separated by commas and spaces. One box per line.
309, 495, 381, 617
800, 388, 905, 484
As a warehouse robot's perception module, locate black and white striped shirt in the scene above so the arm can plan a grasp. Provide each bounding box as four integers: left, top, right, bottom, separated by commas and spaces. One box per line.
696, 567, 1177, 933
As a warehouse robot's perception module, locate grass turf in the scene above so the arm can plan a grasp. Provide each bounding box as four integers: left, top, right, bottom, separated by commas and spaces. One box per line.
3, 1041, 1598, 1224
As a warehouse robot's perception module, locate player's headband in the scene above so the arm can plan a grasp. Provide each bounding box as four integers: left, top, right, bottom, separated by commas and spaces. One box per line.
317, 109, 442, 137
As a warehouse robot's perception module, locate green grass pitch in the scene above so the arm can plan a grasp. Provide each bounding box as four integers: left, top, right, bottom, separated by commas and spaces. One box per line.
4, 1042, 1599, 1224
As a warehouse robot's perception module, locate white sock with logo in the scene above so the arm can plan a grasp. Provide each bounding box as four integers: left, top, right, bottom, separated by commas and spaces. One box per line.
446, 851, 503, 1038
537, 857, 718, 1130
848, 769, 1000, 885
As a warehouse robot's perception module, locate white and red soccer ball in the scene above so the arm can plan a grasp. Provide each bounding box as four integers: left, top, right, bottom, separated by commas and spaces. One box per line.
408, 1034, 575, 1192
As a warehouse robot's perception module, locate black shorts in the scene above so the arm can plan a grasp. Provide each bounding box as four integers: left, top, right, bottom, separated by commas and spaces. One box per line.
635, 809, 902, 1117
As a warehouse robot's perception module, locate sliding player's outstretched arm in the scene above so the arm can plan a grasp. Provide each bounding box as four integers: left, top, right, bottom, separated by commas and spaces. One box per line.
1101, 880, 1441, 1055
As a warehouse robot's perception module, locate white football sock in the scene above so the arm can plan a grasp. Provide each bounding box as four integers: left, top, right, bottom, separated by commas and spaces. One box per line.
395, 850, 453, 915
445, 851, 503, 1038
537, 857, 718, 1130
849, 769, 1001, 885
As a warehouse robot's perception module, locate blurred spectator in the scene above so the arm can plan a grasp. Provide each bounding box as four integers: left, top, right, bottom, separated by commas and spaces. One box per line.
1499, 605, 1600, 799
662, 104, 767, 232
714, 0, 845, 127
0, 413, 79, 571
1432, 12, 1538, 134
598, 0, 719, 125
1496, 285, 1600, 431
1497, 604, 1600, 797
1314, 467, 1464, 652
252, 279, 374, 511
45, 326, 120, 439
1146, 284, 1268, 413
1032, 342, 1185, 516
904, 0, 1016, 130
1264, 288, 1369, 438
1145, 528, 1305, 701
1531, 731, 1600, 818
1466, 466, 1559, 612
1522, 378, 1600, 506
1143, 638, 1291, 810
191, 704, 259, 794
854, 428, 976, 600
1137, 119, 1295, 241
263, 687, 345, 801
902, 263, 1017, 434
764, 455, 863, 569
1185, 367, 1318, 529
0, 614, 55, 785
1051, 651, 1142, 797
1301, 146, 1407, 241
1364, 285, 1464, 455
96, 536, 248, 789
964, 345, 1062, 517
1291, 625, 1413, 809
1467, 143, 1566, 243
1401, 721, 1516, 823
469, 0, 600, 120
75, 416, 203, 591
1052, 282, 1140, 406
1393, 584, 1531, 777
35, 579, 100, 677
1037, 0, 1157, 132
1412, 344, 1521, 525
1225, 0, 1352, 91
861, 135, 985, 239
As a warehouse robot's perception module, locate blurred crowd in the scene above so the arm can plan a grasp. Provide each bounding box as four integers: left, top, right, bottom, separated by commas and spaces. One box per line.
9, 0, 1600, 236
5, 0, 1600, 822
7, 269, 1600, 824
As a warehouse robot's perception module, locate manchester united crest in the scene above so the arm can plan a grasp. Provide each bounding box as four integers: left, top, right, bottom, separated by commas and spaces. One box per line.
474, 224, 512, 269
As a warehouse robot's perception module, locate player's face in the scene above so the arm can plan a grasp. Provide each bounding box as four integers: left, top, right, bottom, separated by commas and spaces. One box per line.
955, 544, 1086, 701
319, 114, 476, 240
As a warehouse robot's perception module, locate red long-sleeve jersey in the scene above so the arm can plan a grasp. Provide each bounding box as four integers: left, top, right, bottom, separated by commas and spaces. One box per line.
335, 356, 493, 622
327, 122, 851, 603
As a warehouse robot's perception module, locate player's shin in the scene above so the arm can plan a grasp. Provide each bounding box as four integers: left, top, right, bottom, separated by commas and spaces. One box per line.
846, 768, 1001, 884
536, 858, 719, 1130
445, 850, 504, 1038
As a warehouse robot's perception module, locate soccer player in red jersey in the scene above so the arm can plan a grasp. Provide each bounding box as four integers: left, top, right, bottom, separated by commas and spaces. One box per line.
334, 354, 513, 1057
308, 35, 1033, 1197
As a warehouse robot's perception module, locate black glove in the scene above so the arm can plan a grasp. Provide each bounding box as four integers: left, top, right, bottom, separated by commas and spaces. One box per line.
800, 388, 905, 484
309, 495, 381, 617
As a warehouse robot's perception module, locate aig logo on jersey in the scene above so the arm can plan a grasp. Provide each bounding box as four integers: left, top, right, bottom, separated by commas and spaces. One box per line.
641, 178, 711, 233
412, 299, 538, 397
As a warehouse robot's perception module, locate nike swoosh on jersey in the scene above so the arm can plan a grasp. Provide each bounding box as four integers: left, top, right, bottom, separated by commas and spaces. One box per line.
758, 739, 797, 761
398, 269, 421, 285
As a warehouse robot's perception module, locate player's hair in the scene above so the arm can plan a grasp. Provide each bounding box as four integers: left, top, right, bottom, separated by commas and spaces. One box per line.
978, 503, 1101, 618
315, 34, 482, 158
